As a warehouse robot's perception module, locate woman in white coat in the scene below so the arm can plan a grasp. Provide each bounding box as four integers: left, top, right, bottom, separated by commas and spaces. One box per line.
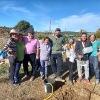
63, 36, 76, 85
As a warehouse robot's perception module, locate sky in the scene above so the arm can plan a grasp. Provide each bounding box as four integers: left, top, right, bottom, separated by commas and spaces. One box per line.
0, 0, 100, 32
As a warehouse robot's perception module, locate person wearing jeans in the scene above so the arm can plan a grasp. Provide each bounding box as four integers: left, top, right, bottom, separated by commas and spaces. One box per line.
22, 29, 40, 81
75, 32, 92, 85
40, 37, 51, 79
50, 28, 66, 82
63, 36, 76, 85
50, 54, 63, 77
3, 29, 18, 86
40, 60, 48, 79
89, 34, 100, 84
14, 33, 24, 84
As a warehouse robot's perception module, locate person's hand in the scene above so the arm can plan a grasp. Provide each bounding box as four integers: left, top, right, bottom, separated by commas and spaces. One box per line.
36, 55, 39, 59
13, 55, 16, 59
7, 52, 11, 57
97, 52, 100, 55
78, 55, 82, 60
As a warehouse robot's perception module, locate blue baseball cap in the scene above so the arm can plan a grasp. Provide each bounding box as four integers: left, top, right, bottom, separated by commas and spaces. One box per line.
28, 29, 34, 34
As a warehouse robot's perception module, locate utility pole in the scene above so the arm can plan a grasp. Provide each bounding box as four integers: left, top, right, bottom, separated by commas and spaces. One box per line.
49, 16, 51, 34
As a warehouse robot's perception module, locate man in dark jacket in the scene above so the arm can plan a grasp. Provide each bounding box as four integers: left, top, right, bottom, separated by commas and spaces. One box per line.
75, 32, 92, 84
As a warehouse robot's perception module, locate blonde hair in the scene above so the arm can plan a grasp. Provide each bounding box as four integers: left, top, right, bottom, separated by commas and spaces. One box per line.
66, 41, 74, 50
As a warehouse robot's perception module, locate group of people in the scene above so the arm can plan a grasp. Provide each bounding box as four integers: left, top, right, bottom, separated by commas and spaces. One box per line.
1, 28, 100, 86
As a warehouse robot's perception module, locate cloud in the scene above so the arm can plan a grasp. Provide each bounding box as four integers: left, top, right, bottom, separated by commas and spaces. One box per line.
0, 1, 35, 20
80, 9, 87, 14
33, 3, 50, 12
40, 13, 100, 32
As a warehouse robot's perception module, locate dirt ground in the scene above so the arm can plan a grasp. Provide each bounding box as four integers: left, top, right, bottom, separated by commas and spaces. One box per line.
0, 58, 100, 100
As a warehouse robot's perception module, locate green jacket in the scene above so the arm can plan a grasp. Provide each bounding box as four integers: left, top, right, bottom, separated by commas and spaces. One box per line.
49, 34, 66, 54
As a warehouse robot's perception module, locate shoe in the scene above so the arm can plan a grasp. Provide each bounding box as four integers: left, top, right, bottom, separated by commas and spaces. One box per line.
50, 74, 57, 79
45, 74, 48, 79
40, 75, 44, 80
21, 75, 28, 81
85, 79, 91, 85
96, 80, 99, 85
69, 80, 73, 85
55, 77, 65, 82
10, 82, 19, 86
77, 78, 82, 83
30, 76, 35, 81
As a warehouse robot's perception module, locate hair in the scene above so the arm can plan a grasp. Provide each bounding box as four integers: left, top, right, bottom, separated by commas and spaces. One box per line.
81, 33, 87, 36
89, 34, 96, 40
66, 40, 74, 50
18, 33, 23, 37
44, 37, 50, 41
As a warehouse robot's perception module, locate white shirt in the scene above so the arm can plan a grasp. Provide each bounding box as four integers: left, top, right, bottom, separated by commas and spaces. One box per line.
63, 44, 76, 62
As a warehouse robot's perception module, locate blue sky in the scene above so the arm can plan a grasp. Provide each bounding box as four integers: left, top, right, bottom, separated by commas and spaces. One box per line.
0, 0, 100, 32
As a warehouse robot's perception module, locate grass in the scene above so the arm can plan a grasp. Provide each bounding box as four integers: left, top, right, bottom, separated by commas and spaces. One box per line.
0, 64, 9, 76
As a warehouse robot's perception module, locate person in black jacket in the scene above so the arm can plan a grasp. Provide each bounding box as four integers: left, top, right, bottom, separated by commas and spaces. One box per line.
75, 32, 92, 85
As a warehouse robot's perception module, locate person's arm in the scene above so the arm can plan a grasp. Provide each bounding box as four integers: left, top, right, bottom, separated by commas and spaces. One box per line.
36, 48, 40, 59
75, 41, 82, 59
36, 40, 40, 59
97, 41, 100, 55
3, 39, 10, 52
62, 37, 66, 45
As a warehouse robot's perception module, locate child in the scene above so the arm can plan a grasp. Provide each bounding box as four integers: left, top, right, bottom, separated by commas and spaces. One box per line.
63, 36, 76, 85
3, 29, 18, 86
40, 37, 51, 79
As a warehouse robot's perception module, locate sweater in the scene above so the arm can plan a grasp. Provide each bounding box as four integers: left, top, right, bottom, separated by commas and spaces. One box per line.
40, 43, 51, 60
3, 38, 17, 56
90, 40, 100, 56
75, 40, 92, 61
49, 34, 66, 54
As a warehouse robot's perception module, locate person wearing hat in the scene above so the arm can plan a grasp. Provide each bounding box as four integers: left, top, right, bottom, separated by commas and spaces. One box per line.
49, 28, 66, 82
75, 32, 92, 84
22, 29, 40, 81
3, 29, 19, 86
63, 36, 76, 85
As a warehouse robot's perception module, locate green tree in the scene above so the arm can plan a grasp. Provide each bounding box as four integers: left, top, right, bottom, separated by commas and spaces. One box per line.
96, 28, 100, 38
14, 20, 34, 33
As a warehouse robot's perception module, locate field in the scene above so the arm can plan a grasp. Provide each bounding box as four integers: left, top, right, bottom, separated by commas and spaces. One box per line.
0, 56, 100, 100
0, 32, 100, 100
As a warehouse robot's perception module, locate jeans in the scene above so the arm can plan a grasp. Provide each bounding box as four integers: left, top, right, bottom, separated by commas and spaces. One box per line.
14, 61, 22, 82
77, 60, 89, 79
66, 58, 74, 81
23, 53, 36, 76
50, 53, 62, 77
40, 60, 48, 75
89, 56, 99, 80
8, 56, 16, 83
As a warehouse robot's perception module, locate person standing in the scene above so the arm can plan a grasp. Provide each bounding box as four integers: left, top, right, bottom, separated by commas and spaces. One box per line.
75, 32, 92, 84
40, 37, 51, 79
50, 28, 66, 82
22, 30, 40, 81
89, 34, 100, 84
3, 29, 18, 86
63, 36, 76, 85
14, 33, 25, 84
